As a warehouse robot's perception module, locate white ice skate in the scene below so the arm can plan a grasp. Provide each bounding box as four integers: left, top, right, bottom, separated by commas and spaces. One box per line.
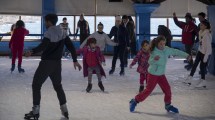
195, 79, 206, 88
183, 75, 192, 85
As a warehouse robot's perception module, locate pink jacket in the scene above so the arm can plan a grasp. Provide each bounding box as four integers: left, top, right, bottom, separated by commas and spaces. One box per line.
77, 46, 106, 78
130, 49, 150, 74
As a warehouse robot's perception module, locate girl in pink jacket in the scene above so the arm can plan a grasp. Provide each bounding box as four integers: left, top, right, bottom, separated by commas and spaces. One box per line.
130, 40, 150, 92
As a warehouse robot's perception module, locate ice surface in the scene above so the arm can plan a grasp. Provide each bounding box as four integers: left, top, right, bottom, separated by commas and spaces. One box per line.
0, 56, 215, 120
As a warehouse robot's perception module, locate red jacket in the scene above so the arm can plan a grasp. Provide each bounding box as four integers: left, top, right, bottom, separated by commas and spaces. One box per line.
173, 17, 197, 45
9, 27, 29, 49
77, 46, 106, 77
130, 49, 150, 74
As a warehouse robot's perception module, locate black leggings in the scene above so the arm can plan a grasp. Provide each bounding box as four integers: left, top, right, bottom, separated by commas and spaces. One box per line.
32, 60, 66, 106
185, 44, 193, 65
111, 45, 126, 70
190, 51, 207, 79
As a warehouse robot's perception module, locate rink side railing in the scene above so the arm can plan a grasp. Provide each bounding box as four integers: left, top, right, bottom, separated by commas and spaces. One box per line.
0, 33, 193, 55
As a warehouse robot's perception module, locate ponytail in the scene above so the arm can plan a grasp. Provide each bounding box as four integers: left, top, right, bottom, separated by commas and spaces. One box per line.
150, 35, 166, 52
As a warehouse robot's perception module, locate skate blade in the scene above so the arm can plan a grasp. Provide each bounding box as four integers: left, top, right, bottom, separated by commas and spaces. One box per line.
195, 86, 207, 89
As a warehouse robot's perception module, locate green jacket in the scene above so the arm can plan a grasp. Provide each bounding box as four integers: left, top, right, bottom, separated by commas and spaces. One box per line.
148, 47, 188, 76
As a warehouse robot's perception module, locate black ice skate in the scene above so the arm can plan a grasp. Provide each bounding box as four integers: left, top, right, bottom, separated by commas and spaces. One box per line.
60, 104, 69, 119
86, 83, 92, 92
18, 65, 25, 73
98, 81, 105, 92
10, 64, 15, 73
24, 111, 39, 120
119, 70, 125, 76
109, 69, 115, 75
24, 105, 40, 120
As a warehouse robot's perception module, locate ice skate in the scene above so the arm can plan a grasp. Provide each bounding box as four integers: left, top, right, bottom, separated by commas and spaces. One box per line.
86, 83, 92, 93
24, 105, 40, 120
165, 104, 179, 113
60, 104, 69, 119
18, 65, 25, 73
129, 99, 137, 112
183, 75, 192, 85
98, 81, 105, 92
109, 69, 115, 75
10, 64, 15, 73
195, 79, 206, 88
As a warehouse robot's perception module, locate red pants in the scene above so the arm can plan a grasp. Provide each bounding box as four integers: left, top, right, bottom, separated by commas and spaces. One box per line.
135, 73, 171, 104
140, 73, 147, 85
11, 46, 23, 66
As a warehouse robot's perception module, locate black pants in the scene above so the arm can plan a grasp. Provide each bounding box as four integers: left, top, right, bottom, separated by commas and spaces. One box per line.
111, 45, 126, 71
130, 41, 137, 56
190, 51, 207, 79
185, 44, 193, 65
32, 60, 66, 106
80, 34, 89, 45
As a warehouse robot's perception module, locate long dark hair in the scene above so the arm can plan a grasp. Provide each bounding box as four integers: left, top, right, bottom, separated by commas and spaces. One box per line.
150, 35, 166, 52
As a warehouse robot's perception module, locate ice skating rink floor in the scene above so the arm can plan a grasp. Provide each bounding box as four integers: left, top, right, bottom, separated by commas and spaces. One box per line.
0, 56, 215, 120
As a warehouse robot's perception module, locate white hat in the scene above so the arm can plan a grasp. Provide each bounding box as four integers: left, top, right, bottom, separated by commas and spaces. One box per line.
115, 16, 121, 21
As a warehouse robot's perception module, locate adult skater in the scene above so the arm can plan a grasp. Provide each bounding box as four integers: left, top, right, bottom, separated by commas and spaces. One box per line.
80, 22, 118, 52
77, 38, 106, 93
129, 40, 150, 93
74, 13, 90, 44
24, 14, 82, 120
184, 21, 212, 88
108, 15, 130, 76
129, 36, 191, 113
9, 20, 29, 73
59, 17, 71, 35
173, 12, 197, 70
122, 15, 134, 67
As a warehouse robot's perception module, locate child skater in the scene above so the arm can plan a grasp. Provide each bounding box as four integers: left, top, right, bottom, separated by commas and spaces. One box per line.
9, 20, 29, 73
129, 36, 191, 113
77, 38, 106, 93
24, 14, 82, 120
129, 40, 150, 93
184, 21, 212, 88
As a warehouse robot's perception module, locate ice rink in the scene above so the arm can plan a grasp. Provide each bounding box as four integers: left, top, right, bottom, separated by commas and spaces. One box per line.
0, 56, 215, 120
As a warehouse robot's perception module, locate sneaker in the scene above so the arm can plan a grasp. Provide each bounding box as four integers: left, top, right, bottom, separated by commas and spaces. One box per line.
86, 83, 92, 93
165, 104, 179, 113
98, 81, 105, 92
60, 104, 69, 119
183, 75, 192, 85
195, 79, 206, 88
129, 99, 137, 112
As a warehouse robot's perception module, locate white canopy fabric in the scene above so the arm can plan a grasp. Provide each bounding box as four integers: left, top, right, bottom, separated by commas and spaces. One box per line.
0, 0, 42, 15
0, 0, 207, 17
